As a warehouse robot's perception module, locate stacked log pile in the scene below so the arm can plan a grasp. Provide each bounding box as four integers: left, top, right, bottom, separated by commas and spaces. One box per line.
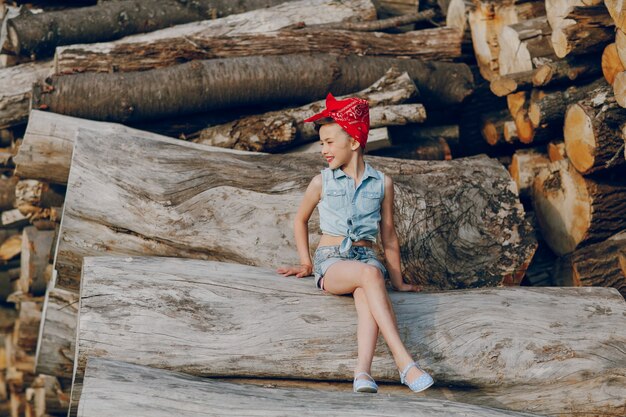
0, 0, 624, 416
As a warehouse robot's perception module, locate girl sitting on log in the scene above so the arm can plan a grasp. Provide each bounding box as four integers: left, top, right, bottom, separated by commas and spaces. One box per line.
277, 93, 434, 394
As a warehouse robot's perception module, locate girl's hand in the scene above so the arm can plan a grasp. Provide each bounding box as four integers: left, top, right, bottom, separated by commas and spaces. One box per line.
277, 264, 313, 278
392, 282, 422, 292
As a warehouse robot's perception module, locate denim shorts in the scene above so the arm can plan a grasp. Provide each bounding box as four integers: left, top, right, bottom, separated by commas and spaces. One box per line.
313, 245, 388, 290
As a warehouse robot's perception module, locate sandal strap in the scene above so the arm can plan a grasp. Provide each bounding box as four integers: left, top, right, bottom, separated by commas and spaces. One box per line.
399, 362, 418, 384
354, 371, 375, 382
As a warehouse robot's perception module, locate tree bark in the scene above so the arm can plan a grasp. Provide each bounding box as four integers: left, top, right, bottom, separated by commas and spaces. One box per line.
498, 16, 555, 76
561, 230, 626, 298
56, 27, 462, 74
467, 0, 545, 81
528, 77, 605, 131
53, 0, 379, 74
0, 176, 17, 211
33, 54, 474, 122
65, 256, 626, 417
563, 81, 626, 175
76, 358, 546, 417
0, 60, 53, 129
13, 301, 41, 354
6, 0, 296, 57
53, 127, 536, 292
191, 69, 422, 152
532, 158, 626, 255
548, 2, 614, 58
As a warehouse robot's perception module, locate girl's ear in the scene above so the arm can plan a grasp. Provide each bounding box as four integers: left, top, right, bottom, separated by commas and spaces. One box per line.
350, 137, 361, 151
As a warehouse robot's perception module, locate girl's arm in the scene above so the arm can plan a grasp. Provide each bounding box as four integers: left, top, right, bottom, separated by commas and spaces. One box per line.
277, 174, 322, 278
380, 175, 422, 292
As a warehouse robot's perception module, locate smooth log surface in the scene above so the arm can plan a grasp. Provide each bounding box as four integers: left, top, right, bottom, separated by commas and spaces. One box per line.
54, 0, 377, 73
54, 127, 535, 291
6, 0, 295, 57
57, 28, 462, 74
532, 158, 626, 255
563, 81, 626, 174
33, 54, 473, 122
76, 358, 543, 417
602, 43, 625, 85
0, 60, 53, 129
13, 110, 247, 184
67, 256, 626, 416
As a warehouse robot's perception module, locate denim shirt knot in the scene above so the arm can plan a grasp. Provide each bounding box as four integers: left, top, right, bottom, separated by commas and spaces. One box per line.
318, 162, 385, 255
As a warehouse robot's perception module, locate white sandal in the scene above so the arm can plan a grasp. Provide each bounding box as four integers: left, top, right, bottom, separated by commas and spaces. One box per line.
353, 371, 378, 393
399, 362, 434, 393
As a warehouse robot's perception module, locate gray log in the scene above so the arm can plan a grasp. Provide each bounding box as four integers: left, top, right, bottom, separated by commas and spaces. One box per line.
77, 357, 544, 417
53, 0, 377, 74
53, 127, 536, 292
32, 54, 474, 122
13, 110, 247, 185
67, 256, 626, 416
6, 0, 296, 57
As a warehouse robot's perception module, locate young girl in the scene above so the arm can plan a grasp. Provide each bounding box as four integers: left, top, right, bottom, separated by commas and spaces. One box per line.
277, 93, 434, 394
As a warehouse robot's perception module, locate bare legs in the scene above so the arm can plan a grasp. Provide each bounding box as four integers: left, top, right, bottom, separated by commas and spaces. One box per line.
323, 260, 426, 384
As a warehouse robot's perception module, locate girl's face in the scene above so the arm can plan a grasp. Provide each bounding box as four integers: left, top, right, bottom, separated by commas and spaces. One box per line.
319, 123, 359, 169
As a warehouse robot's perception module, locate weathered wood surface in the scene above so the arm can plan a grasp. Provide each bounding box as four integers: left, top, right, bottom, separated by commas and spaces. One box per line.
34, 286, 78, 380
192, 69, 422, 152
76, 358, 544, 417
508, 147, 550, 198
57, 27, 462, 74
6, 0, 294, 57
67, 256, 626, 416
54, 127, 535, 292
532, 158, 626, 256
54, 0, 377, 74
0, 60, 53, 129
33, 54, 474, 123
13, 110, 247, 184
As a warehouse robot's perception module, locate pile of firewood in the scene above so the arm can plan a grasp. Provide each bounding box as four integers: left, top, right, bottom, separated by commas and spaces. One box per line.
0, 0, 624, 416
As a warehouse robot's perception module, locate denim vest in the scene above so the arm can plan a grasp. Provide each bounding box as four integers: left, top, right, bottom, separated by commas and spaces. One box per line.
318, 162, 385, 254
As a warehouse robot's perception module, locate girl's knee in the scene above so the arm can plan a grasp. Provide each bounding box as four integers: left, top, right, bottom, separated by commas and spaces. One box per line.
359, 265, 385, 287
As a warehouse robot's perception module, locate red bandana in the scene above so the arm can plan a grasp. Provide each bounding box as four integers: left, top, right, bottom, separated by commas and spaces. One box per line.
303, 93, 370, 149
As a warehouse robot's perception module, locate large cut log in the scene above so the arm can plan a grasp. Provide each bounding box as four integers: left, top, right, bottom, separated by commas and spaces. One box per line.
557, 230, 626, 298
6, 0, 295, 57
13, 110, 247, 185
0, 60, 53, 129
191, 69, 422, 151
611, 69, 626, 107
532, 159, 626, 255
547, 1, 614, 58
497, 16, 555, 76
53, 127, 535, 292
56, 27, 463, 74
32, 54, 474, 122
67, 256, 626, 416
563, 81, 626, 175
53, 0, 378, 74
602, 43, 625, 85
35, 286, 78, 381
468, 0, 545, 81
76, 358, 544, 417
19, 226, 55, 296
